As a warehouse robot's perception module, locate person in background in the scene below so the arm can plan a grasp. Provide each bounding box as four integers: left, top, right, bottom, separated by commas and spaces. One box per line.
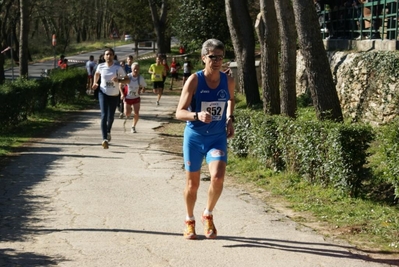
57, 54, 65, 68
125, 55, 134, 74
92, 48, 128, 149
179, 45, 185, 55
169, 57, 181, 90
93, 54, 105, 100
86, 55, 96, 95
114, 54, 120, 65
161, 57, 169, 91
119, 60, 126, 69
121, 62, 147, 133
175, 39, 235, 240
148, 55, 166, 106
182, 56, 192, 87
60, 58, 68, 70
119, 55, 134, 118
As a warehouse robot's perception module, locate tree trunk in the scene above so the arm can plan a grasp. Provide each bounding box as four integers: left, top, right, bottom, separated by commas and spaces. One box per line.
148, 0, 168, 54
0, 52, 5, 84
292, 0, 343, 122
19, 0, 29, 77
275, 0, 297, 118
225, 0, 261, 107
256, 0, 280, 115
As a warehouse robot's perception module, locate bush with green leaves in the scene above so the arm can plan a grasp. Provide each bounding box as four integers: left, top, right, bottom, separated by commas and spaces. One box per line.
231, 109, 375, 197
48, 67, 86, 105
0, 67, 87, 128
0, 78, 44, 128
379, 118, 399, 198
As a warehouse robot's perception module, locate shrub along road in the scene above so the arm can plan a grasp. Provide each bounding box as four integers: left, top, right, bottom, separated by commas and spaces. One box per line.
0, 88, 397, 266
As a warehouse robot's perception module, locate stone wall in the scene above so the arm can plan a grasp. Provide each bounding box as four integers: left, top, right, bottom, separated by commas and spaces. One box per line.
296, 51, 399, 125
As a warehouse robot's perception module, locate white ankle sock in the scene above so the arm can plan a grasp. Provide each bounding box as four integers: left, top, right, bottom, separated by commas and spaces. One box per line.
203, 209, 212, 216
186, 216, 195, 221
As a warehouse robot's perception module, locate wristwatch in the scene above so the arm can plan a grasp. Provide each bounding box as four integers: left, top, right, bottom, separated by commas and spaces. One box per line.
228, 115, 235, 123
194, 112, 199, 121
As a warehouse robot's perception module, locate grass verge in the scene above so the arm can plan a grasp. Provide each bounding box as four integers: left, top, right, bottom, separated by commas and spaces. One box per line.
0, 97, 97, 157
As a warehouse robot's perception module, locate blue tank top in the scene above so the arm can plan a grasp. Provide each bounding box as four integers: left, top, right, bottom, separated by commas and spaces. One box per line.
187, 70, 230, 135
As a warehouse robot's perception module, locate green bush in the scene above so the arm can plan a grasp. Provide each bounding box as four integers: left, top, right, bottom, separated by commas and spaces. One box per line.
249, 112, 286, 171
229, 109, 252, 157
231, 109, 375, 197
48, 67, 86, 105
379, 118, 399, 198
0, 79, 42, 128
0, 67, 87, 128
326, 124, 374, 197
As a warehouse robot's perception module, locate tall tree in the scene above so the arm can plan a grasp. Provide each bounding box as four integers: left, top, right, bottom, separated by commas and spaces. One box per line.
225, 0, 261, 107
19, 0, 29, 77
292, 0, 343, 121
275, 0, 297, 118
172, 0, 231, 51
148, 0, 168, 54
256, 0, 280, 114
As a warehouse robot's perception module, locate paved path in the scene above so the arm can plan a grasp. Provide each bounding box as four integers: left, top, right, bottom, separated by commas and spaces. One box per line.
0, 93, 397, 266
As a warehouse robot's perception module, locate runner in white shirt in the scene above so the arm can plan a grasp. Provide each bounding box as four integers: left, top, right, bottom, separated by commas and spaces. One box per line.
121, 62, 147, 133
92, 48, 128, 149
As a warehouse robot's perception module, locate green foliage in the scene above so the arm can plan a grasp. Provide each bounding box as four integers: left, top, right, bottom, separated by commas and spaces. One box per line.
297, 92, 313, 108
172, 0, 231, 51
0, 67, 87, 129
0, 78, 47, 128
230, 109, 252, 157
231, 109, 376, 198
48, 67, 87, 105
379, 118, 399, 198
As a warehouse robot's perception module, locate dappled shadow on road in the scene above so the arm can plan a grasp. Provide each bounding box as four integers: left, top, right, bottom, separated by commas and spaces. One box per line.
0, 111, 102, 266
0, 106, 179, 266
0, 248, 65, 266
12, 227, 398, 266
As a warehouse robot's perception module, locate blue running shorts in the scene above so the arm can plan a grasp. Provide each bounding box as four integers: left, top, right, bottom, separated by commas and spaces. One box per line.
183, 126, 227, 172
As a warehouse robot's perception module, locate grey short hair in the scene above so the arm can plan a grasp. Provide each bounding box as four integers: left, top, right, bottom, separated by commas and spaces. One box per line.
201, 39, 225, 56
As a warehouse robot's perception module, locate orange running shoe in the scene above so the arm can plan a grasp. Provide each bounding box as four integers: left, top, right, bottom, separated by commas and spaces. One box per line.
183, 220, 197, 240
201, 214, 217, 239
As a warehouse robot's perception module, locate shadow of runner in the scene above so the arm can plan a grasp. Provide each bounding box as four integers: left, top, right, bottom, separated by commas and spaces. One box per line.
222, 236, 399, 266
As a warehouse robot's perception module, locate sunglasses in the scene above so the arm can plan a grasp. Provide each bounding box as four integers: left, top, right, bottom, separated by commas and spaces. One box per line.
207, 55, 224, 61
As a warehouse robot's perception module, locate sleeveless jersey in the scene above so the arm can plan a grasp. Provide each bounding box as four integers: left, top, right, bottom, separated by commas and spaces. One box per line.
125, 74, 146, 100
186, 70, 230, 135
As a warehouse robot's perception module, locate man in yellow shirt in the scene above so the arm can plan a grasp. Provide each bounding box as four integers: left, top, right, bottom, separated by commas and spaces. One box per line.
148, 55, 166, 105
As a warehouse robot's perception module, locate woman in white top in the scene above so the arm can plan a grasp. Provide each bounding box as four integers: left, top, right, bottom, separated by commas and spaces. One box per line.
121, 62, 147, 133
92, 48, 128, 149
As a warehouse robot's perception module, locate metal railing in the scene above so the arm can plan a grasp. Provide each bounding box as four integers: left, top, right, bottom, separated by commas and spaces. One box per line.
319, 0, 398, 40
